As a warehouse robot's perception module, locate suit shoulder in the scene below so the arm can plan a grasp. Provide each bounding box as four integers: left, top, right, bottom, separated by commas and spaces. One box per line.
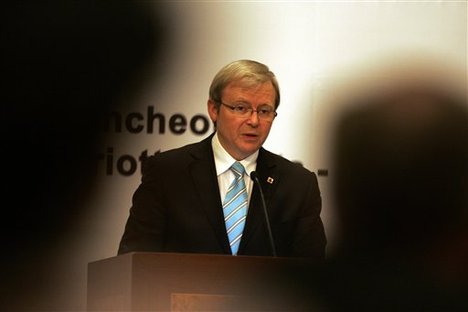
261, 149, 316, 178
142, 139, 208, 173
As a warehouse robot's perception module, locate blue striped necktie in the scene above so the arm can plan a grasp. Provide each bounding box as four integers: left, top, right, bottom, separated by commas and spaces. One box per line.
223, 162, 248, 255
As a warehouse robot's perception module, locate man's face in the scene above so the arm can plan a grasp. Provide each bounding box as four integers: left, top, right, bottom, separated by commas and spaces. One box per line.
208, 80, 276, 160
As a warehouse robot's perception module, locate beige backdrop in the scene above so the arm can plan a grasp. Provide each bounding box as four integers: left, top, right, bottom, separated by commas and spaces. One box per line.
43, 1, 467, 310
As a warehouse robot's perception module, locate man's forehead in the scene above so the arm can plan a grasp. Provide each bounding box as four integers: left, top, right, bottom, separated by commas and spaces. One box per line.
224, 79, 274, 93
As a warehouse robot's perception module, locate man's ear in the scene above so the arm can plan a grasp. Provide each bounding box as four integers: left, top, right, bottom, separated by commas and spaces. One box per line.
207, 99, 218, 123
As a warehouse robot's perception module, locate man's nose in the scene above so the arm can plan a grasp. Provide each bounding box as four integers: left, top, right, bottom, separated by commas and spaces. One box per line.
247, 110, 260, 126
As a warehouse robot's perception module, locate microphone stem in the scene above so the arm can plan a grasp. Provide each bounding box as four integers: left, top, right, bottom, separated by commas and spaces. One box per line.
253, 175, 277, 257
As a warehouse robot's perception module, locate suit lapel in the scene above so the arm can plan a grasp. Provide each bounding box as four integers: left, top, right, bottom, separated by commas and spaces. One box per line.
239, 148, 279, 252
188, 135, 231, 253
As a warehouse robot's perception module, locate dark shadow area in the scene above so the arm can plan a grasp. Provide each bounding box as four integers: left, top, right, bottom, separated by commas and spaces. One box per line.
1, 2, 173, 310
289, 60, 468, 311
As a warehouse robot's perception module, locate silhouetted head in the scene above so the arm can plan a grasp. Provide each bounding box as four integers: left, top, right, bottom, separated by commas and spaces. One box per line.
330, 60, 468, 258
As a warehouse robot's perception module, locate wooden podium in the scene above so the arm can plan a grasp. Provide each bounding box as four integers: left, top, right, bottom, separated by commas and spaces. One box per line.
87, 252, 311, 311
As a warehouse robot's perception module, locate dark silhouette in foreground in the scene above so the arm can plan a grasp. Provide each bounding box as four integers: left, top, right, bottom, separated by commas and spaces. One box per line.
291, 62, 468, 311
1, 2, 172, 310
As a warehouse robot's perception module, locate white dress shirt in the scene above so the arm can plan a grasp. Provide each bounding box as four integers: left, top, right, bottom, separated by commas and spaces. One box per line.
211, 132, 258, 206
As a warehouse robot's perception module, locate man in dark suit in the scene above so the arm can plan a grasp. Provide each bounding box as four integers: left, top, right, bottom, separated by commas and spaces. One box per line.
118, 60, 326, 259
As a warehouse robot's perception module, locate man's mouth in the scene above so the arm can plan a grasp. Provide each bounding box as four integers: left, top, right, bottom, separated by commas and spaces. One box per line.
243, 133, 258, 138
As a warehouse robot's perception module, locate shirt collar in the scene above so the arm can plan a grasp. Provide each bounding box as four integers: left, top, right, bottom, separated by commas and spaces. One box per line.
212, 132, 258, 176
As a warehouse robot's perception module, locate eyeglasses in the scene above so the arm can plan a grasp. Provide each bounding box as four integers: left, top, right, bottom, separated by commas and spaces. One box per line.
220, 102, 277, 121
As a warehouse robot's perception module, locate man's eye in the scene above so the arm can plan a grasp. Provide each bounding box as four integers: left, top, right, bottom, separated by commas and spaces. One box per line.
234, 106, 248, 113
258, 106, 273, 115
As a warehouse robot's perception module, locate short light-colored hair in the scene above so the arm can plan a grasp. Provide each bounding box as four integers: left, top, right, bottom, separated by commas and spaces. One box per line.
209, 59, 280, 109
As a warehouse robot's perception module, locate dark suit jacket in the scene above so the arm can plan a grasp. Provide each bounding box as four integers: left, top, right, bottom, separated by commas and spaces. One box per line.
118, 134, 326, 259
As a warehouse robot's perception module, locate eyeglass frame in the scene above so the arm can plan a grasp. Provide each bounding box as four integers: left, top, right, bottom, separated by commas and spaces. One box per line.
218, 101, 278, 121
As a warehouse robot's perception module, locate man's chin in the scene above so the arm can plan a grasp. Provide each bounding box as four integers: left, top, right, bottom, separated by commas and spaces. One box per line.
239, 145, 261, 157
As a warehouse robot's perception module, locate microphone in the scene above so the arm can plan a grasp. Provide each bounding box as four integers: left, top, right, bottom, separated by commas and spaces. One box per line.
250, 171, 277, 257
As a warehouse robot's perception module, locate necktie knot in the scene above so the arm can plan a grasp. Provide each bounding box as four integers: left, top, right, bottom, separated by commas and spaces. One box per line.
231, 162, 245, 178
